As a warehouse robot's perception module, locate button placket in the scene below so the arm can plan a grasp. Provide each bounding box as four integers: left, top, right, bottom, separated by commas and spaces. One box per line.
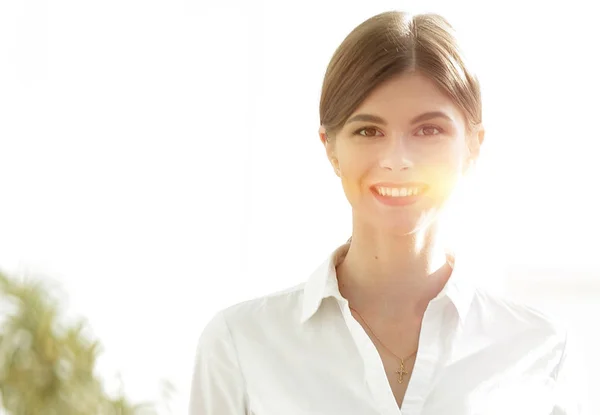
400, 298, 451, 415
339, 300, 404, 415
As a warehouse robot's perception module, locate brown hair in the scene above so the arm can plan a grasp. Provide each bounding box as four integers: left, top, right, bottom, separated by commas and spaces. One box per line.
319, 11, 482, 138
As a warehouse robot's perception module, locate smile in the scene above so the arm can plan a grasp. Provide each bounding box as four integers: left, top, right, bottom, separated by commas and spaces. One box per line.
373, 185, 426, 198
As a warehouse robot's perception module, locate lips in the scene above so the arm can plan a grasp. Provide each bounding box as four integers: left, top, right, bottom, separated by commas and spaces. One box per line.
370, 183, 429, 206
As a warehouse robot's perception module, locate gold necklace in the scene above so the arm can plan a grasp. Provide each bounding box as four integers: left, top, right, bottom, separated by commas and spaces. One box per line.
349, 306, 418, 384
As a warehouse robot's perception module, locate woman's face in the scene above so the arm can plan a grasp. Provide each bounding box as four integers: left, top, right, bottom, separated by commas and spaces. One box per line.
320, 72, 483, 235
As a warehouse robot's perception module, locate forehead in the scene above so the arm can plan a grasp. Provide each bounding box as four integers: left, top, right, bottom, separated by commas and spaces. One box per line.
351, 72, 464, 124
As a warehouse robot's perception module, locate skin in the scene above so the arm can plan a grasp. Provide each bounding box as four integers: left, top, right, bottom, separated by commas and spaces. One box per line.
319, 71, 485, 324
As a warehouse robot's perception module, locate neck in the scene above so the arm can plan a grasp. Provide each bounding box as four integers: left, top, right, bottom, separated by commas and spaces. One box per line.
336, 219, 451, 321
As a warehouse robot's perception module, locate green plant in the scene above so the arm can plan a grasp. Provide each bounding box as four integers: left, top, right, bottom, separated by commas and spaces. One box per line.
0, 271, 168, 415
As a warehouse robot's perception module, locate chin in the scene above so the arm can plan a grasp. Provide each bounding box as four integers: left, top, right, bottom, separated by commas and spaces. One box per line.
361, 211, 426, 236
351, 196, 439, 235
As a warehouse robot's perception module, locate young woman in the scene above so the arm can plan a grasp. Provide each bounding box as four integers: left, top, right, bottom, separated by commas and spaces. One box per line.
190, 11, 585, 415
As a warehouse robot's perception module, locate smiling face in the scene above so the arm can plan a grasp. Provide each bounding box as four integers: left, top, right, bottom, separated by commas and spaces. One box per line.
320, 71, 483, 235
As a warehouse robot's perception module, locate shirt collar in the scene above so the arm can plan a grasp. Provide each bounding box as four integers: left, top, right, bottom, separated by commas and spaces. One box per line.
300, 242, 475, 324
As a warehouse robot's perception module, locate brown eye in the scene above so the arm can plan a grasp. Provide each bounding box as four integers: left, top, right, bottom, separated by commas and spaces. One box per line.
416, 126, 442, 136
356, 127, 381, 137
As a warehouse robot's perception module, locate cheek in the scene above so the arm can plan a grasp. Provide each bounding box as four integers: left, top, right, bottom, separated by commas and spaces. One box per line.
421, 157, 464, 201
337, 153, 373, 203
338, 148, 373, 180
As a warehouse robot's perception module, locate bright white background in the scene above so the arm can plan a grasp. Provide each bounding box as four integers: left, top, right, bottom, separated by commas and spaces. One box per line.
0, 0, 598, 413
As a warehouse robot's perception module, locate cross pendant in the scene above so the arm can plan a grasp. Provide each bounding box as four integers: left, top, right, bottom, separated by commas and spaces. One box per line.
395, 359, 409, 384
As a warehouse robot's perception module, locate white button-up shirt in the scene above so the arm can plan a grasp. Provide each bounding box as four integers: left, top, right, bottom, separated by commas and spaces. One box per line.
189, 243, 587, 414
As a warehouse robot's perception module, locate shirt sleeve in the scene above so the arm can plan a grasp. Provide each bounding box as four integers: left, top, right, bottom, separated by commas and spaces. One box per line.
551, 329, 591, 415
189, 311, 249, 415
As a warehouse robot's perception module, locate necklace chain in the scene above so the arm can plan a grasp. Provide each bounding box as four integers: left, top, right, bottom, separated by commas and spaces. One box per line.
349, 305, 417, 384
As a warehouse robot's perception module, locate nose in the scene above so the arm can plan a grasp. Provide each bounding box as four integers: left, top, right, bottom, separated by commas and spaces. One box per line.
379, 134, 413, 171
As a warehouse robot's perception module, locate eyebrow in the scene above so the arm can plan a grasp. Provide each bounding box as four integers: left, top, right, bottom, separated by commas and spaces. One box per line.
345, 111, 454, 126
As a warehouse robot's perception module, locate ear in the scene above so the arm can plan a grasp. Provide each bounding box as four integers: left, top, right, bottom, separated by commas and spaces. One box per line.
464, 124, 485, 173
318, 125, 329, 147
319, 125, 340, 176
473, 123, 485, 154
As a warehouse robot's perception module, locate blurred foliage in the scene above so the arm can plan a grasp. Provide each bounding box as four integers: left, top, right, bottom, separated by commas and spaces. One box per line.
0, 271, 172, 415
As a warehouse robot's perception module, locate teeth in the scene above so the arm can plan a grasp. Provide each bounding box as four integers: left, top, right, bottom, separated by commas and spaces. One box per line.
376, 186, 422, 198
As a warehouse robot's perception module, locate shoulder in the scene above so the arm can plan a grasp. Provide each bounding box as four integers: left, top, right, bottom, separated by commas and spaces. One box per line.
470, 285, 568, 340
202, 281, 308, 340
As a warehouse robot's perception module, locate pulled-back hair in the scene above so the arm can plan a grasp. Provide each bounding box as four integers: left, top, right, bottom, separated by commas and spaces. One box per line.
319, 11, 481, 137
